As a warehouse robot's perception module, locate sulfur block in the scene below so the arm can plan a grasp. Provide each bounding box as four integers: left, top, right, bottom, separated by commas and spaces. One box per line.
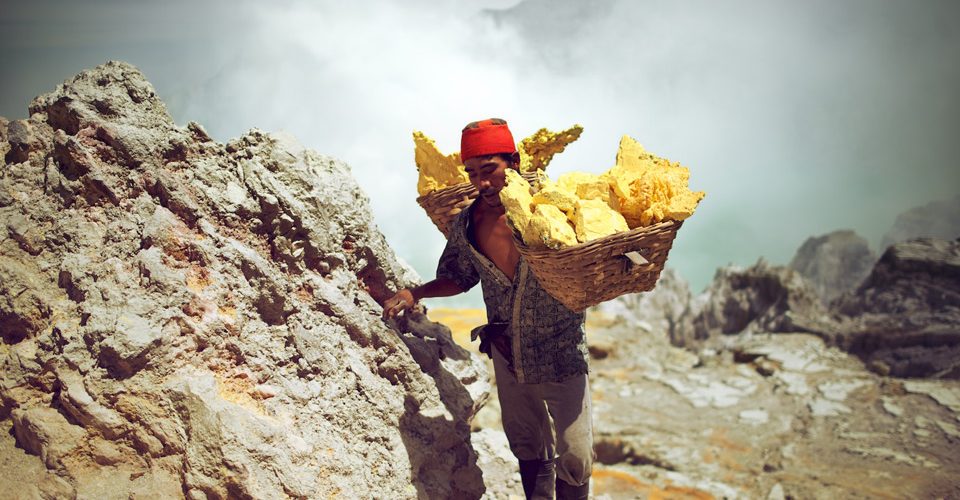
666, 189, 706, 222
500, 169, 535, 234
414, 131, 468, 196
525, 204, 578, 249
531, 179, 579, 214
573, 198, 629, 243
517, 125, 583, 173
605, 135, 704, 227
558, 171, 619, 211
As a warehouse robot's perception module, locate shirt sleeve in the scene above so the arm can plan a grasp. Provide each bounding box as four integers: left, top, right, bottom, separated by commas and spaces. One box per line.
436, 234, 480, 293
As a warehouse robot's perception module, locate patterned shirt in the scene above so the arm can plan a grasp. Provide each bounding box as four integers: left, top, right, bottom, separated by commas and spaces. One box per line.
436, 200, 588, 384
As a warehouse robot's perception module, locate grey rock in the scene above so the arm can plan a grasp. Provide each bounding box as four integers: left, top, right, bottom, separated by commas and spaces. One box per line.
56, 370, 127, 438
832, 238, 960, 378
789, 230, 876, 303
593, 267, 697, 347
0, 116, 8, 161
94, 313, 164, 378
5, 120, 39, 163
36, 475, 77, 500
88, 438, 125, 465
586, 326, 959, 498
0, 253, 58, 343
881, 195, 960, 251
903, 380, 960, 416
0, 61, 487, 498
471, 428, 525, 499
11, 407, 86, 468
690, 259, 836, 344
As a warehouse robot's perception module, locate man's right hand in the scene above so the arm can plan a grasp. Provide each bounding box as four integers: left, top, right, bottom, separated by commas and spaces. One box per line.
382, 288, 416, 320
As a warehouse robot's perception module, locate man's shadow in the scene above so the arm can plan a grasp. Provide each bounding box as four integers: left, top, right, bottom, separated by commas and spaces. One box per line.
389, 309, 490, 500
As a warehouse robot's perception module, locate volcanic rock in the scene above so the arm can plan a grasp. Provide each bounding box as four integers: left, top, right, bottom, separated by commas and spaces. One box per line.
584, 321, 960, 498
832, 237, 960, 378
881, 195, 960, 251
0, 61, 488, 498
592, 267, 696, 347
789, 230, 876, 304
689, 259, 836, 345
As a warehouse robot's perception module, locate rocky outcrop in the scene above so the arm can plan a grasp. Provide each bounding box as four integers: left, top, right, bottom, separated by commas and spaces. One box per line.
881, 195, 960, 251
689, 259, 837, 344
599, 231, 959, 381
0, 61, 488, 498
789, 230, 876, 304
832, 238, 960, 378
592, 267, 696, 347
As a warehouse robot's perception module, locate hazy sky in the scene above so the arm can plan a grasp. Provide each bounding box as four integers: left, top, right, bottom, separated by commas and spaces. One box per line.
3, 0, 958, 308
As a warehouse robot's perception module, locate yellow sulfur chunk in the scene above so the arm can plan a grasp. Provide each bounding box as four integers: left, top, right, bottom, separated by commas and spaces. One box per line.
518, 125, 584, 173
606, 135, 704, 228
531, 179, 579, 214
606, 136, 658, 203
557, 172, 619, 211
500, 169, 535, 235
525, 204, 578, 250
573, 198, 629, 243
414, 131, 468, 196
665, 189, 706, 222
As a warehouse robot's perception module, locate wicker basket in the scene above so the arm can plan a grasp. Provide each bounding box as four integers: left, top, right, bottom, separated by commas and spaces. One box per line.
513, 219, 684, 312
417, 172, 540, 238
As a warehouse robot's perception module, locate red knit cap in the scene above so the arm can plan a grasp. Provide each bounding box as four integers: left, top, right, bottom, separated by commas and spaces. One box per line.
460, 118, 517, 161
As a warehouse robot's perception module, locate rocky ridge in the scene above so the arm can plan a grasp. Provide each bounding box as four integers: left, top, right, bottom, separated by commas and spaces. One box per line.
832, 237, 960, 378
577, 224, 960, 496
0, 61, 489, 499
615, 228, 960, 380
881, 195, 960, 251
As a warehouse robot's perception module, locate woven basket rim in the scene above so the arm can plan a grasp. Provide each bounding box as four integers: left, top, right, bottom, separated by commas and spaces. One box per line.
513, 218, 683, 257
415, 182, 475, 204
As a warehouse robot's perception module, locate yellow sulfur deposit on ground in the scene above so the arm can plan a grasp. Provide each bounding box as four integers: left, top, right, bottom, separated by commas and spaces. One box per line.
501, 169, 536, 235
573, 198, 629, 243
414, 131, 467, 196
606, 135, 705, 227
526, 204, 579, 249
518, 125, 584, 173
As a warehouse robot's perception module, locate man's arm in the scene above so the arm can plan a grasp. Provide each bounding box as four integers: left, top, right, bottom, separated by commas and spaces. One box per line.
382, 277, 464, 319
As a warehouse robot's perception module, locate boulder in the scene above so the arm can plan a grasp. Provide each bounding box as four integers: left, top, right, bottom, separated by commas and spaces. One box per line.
0, 61, 487, 498
788, 230, 876, 304
11, 407, 86, 468
592, 267, 697, 347
690, 259, 836, 344
832, 238, 960, 378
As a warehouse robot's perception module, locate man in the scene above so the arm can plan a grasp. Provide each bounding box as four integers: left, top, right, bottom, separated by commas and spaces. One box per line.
383, 118, 592, 500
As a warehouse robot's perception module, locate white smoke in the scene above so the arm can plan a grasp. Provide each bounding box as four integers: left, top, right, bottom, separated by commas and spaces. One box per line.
2, 0, 958, 307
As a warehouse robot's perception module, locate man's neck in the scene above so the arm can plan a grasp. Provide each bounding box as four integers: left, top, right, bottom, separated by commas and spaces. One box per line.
475, 199, 506, 218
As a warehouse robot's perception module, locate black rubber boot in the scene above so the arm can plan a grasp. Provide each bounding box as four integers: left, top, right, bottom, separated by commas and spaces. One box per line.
518, 458, 556, 500
555, 478, 589, 500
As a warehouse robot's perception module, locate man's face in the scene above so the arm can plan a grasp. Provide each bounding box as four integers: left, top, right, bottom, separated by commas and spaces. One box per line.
464, 153, 519, 208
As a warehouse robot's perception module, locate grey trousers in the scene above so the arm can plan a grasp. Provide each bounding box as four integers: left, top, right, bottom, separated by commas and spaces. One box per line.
491, 347, 594, 487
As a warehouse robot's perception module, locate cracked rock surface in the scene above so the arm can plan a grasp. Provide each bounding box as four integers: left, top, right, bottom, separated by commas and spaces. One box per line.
0, 61, 489, 499
580, 320, 960, 499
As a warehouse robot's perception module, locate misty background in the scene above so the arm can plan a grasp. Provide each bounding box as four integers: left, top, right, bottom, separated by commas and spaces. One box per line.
2, 0, 958, 308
